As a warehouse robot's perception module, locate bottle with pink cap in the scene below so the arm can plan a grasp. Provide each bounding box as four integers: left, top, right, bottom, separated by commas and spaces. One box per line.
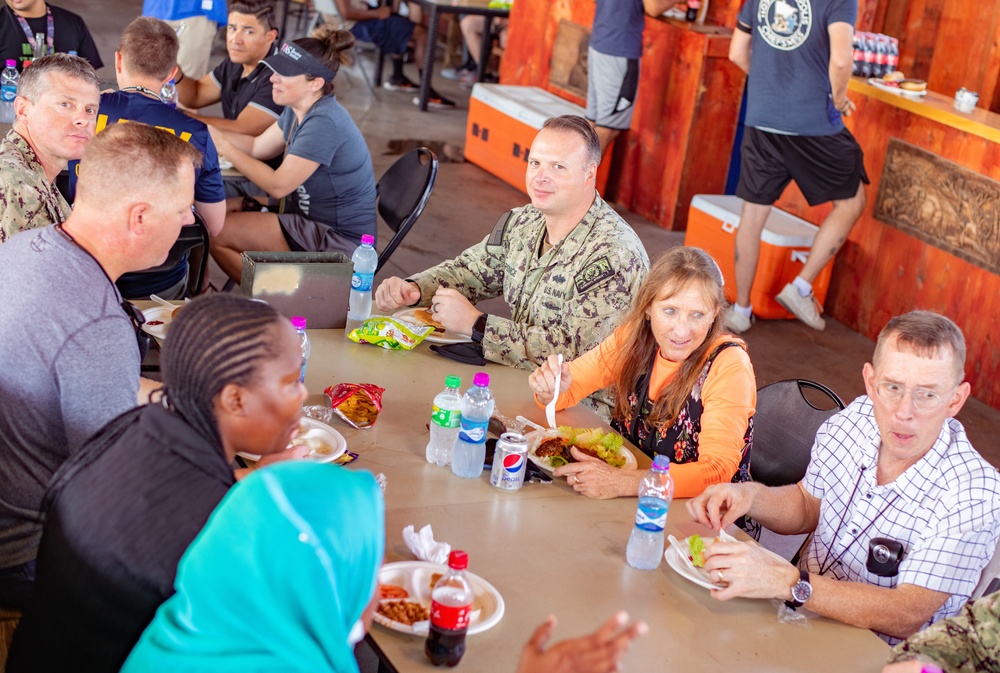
451, 372, 494, 478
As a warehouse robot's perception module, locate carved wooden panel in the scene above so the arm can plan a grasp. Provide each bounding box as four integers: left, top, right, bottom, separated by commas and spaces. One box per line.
548, 19, 590, 100
874, 138, 1000, 275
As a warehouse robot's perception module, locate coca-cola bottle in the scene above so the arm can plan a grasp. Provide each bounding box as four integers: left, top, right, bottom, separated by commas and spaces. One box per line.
861, 33, 876, 78
852, 33, 864, 76
873, 34, 888, 79
425, 550, 474, 667
887, 37, 900, 73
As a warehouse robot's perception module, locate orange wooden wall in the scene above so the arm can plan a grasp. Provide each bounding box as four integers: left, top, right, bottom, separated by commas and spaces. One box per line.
774, 95, 1000, 409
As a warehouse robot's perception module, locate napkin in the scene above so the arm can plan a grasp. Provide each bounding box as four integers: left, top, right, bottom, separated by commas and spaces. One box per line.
402, 524, 451, 565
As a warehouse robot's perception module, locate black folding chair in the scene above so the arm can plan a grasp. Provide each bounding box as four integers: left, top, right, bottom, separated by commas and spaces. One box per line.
375, 148, 439, 274
118, 210, 211, 300
750, 379, 846, 487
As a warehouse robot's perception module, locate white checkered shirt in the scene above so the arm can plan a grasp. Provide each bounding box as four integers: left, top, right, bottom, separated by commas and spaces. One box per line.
801, 396, 1000, 644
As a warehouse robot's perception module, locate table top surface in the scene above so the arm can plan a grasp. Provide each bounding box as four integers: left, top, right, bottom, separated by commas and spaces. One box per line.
299, 330, 889, 672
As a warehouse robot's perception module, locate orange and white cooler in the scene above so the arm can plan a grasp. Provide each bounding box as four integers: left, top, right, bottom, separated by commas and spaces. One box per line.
684, 194, 834, 320
465, 84, 612, 196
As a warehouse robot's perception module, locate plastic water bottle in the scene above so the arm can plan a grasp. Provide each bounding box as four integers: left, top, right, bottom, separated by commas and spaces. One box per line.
426, 375, 462, 466
346, 234, 377, 335
425, 550, 474, 666
160, 78, 178, 108
626, 455, 674, 570
0, 60, 18, 125
291, 316, 310, 384
451, 372, 494, 479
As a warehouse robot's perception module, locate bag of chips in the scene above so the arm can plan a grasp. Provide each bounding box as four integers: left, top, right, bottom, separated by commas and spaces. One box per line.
347, 316, 433, 350
325, 383, 385, 429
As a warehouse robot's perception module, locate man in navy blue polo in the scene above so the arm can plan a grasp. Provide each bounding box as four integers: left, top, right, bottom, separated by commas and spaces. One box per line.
68, 16, 225, 299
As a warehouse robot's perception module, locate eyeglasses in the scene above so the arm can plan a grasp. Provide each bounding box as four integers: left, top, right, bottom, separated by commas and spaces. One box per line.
873, 380, 954, 412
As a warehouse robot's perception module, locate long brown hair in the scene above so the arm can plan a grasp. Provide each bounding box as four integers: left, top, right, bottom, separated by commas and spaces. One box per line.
604, 247, 729, 428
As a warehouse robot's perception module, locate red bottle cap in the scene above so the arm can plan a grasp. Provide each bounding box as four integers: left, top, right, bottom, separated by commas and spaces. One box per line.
448, 550, 468, 570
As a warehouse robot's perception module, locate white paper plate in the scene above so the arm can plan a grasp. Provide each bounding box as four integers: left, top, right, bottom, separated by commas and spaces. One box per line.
392, 307, 472, 344
140, 305, 174, 340
664, 534, 730, 590
523, 428, 637, 475
237, 417, 347, 464
868, 77, 927, 97
664, 531, 787, 591
374, 561, 504, 636
218, 156, 234, 170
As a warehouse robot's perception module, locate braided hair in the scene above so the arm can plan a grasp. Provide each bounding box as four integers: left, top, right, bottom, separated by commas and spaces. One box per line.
161, 294, 285, 446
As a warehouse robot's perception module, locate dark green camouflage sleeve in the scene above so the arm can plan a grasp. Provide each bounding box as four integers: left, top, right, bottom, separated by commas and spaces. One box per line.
888, 591, 1000, 673
406, 233, 506, 306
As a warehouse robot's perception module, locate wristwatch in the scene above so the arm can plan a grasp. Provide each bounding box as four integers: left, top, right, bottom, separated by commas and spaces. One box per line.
785, 569, 812, 610
471, 313, 488, 343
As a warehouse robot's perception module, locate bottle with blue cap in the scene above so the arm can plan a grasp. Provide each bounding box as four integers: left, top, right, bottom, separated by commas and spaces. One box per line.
626, 454, 674, 570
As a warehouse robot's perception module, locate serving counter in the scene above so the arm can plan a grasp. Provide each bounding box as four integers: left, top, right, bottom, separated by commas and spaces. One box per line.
301, 332, 890, 672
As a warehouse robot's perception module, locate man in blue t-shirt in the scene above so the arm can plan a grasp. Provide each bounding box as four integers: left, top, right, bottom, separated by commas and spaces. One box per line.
725, 0, 869, 334
586, 0, 672, 153
68, 17, 226, 299
142, 0, 228, 79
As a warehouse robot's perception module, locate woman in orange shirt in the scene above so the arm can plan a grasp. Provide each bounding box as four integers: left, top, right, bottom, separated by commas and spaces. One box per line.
529, 247, 755, 500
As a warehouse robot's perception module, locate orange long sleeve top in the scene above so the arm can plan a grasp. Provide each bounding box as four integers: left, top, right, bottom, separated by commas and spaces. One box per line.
553, 329, 757, 498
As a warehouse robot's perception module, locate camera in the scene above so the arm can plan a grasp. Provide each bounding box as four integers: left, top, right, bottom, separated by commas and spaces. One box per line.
866, 537, 905, 577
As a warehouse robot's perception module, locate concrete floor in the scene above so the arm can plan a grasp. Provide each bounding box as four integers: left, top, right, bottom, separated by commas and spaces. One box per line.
77, 1, 999, 463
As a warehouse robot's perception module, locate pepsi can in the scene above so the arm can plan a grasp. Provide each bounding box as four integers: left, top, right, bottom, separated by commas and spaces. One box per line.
489, 432, 528, 491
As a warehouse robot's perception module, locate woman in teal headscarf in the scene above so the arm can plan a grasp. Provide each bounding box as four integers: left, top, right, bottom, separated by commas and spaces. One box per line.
121, 462, 384, 673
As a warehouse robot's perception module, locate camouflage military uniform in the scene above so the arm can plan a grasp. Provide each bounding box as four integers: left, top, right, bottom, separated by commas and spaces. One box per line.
408, 193, 649, 419
888, 591, 1000, 672
0, 130, 71, 245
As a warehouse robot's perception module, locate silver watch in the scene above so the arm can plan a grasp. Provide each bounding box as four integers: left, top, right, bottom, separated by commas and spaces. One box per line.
785, 569, 812, 610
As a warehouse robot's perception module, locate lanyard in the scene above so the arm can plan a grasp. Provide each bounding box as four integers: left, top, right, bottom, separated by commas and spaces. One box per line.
817, 466, 901, 577
15, 6, 54, 55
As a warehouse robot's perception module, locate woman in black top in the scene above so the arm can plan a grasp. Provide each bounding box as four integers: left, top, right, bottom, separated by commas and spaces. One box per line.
7, 294, 309, 673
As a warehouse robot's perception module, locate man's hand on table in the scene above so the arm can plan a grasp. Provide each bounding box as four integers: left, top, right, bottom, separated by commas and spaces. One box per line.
430, 287, 481, 335
515, 612, 648, 673
554, 447, 641, 499
701, 537, 799, 601
686, 482, 756, 531
374, 276, 421, 312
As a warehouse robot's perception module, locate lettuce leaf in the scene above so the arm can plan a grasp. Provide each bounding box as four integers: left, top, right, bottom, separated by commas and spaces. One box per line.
689, 534, 705, 567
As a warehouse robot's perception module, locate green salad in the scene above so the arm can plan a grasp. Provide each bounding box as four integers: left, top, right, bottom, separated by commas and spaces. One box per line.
545, 427, 626, 469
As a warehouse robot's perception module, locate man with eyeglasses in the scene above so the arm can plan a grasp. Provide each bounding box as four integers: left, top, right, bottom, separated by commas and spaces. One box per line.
0, 122, 201, 611
687, 310, 1000, 645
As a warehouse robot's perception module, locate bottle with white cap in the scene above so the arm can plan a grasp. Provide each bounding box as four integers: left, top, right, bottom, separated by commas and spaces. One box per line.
346, 234, 377, 335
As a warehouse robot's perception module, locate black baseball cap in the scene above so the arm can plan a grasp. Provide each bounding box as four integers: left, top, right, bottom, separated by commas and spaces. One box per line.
261, 42, 337, 81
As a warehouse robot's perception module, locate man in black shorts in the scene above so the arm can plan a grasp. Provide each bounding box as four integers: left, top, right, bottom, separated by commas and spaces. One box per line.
725, 0, 868, 333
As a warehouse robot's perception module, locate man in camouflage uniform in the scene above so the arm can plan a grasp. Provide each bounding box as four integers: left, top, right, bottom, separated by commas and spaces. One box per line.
884, 590, 1000, 672
0, 53, 99, 245
375, 115, 649, 418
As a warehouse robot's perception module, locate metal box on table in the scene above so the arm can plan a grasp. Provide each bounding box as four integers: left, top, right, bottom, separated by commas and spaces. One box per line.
240, 251, 352, 328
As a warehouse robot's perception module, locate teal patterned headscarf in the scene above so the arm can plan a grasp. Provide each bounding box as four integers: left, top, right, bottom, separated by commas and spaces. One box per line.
122, 462, 385, 673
